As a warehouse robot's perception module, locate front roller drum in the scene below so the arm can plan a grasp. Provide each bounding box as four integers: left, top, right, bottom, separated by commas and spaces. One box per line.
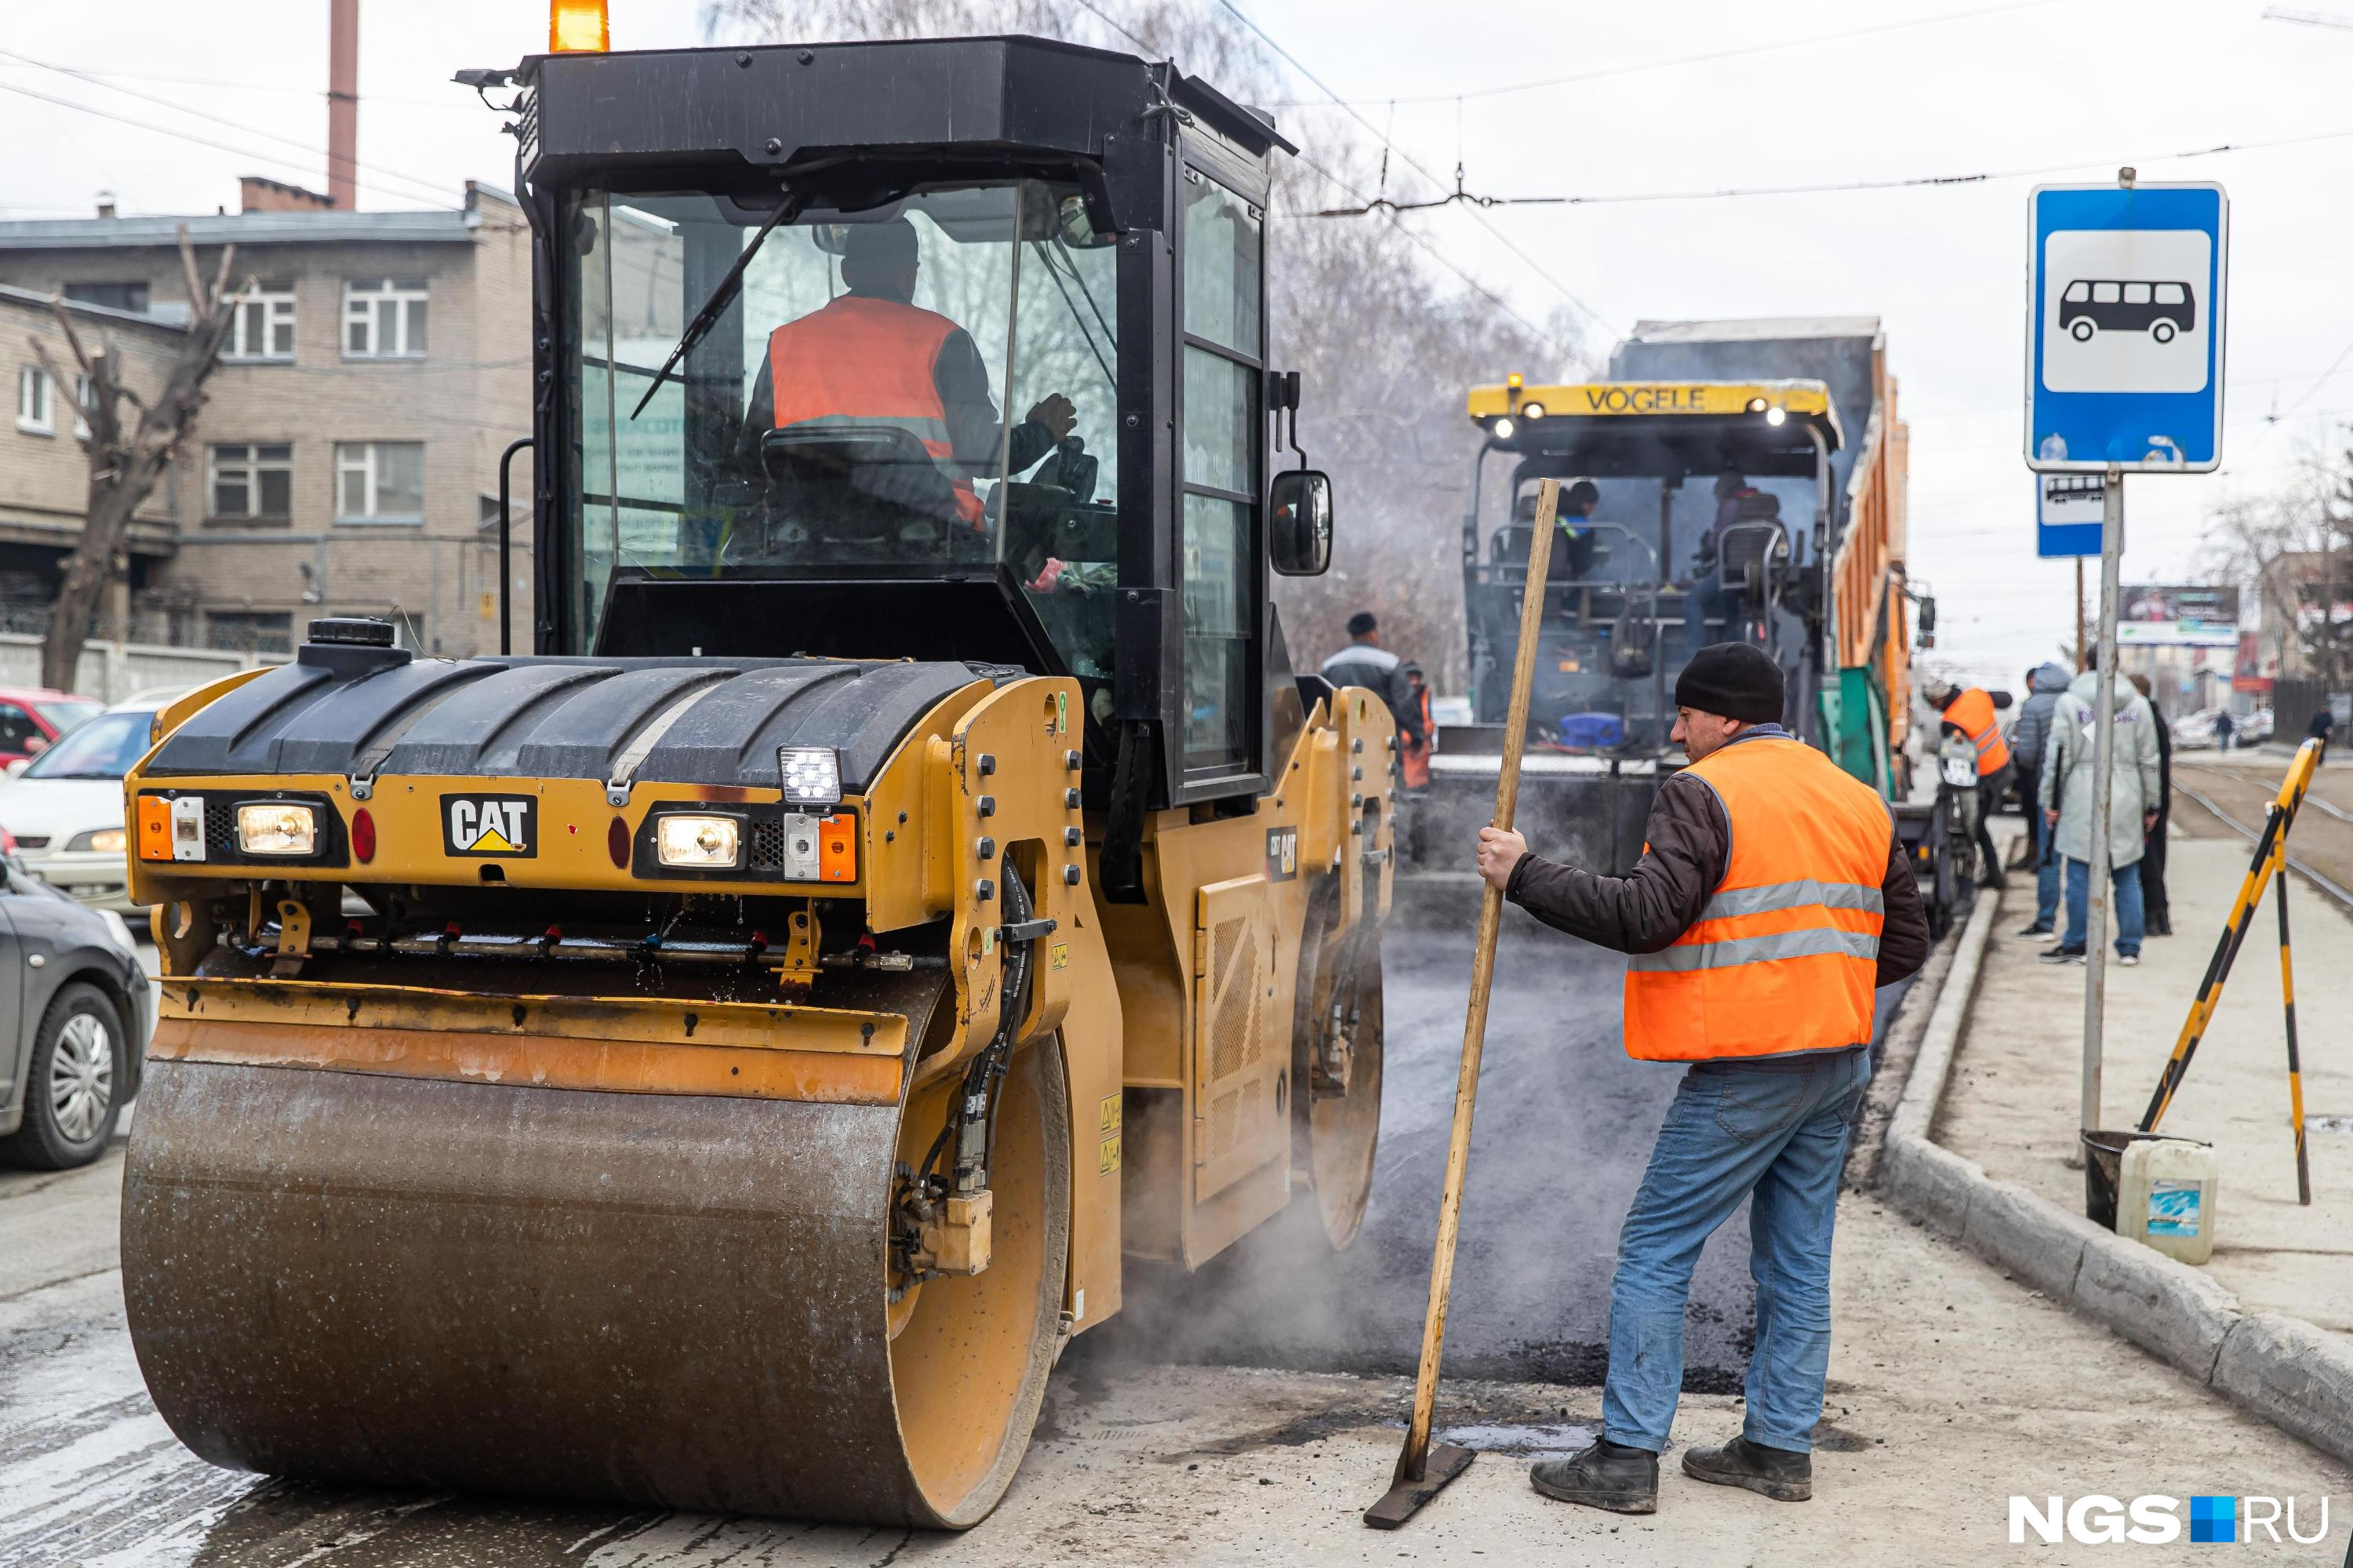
120, 1042, 1070, 1527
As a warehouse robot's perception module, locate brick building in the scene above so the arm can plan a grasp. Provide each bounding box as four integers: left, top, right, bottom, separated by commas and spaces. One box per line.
0, 180, 533, 657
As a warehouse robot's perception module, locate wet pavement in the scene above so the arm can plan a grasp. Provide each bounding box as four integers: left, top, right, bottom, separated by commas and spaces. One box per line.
0, 911, 1772, 1564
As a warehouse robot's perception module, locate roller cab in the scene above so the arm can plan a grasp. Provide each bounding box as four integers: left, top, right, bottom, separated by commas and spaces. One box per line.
120, 28, 1389, 1530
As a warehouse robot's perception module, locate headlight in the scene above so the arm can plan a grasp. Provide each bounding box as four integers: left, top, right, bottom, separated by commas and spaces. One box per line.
65, 828, 128, 853
1520, 402, 1545, 420
236, 802, 318, 856
1765, 406, 1787, 427
656, 813, 741, 868
777, 746, 842, 809
96, 908, 136, 956
1492, 416, 1515, 441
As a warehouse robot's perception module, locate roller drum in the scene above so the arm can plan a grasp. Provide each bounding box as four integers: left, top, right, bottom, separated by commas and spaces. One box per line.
122, 1043, 1069, 1527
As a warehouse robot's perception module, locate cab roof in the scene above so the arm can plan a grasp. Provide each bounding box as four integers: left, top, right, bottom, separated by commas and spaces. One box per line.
1465, 379, 1842, 480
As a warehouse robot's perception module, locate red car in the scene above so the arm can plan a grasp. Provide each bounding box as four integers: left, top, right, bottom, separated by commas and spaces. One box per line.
0, 688, 104, 769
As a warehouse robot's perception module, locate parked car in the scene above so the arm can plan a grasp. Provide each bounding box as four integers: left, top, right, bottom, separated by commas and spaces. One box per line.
0, 686, 103, 768
2173, 708, 2221, 751
0, 694, 186, 912
0, 854, 153, 1168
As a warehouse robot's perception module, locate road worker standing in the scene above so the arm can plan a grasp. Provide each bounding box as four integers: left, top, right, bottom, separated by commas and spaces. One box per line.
1475, 642, 1929, 1516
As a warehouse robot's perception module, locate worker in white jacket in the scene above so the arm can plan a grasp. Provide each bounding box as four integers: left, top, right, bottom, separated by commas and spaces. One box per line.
2036, 667, 2162, 966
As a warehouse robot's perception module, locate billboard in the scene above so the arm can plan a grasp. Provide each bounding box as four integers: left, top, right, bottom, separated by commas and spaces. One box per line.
2118, 584, 2238, 646
2234, 631, 2274, 694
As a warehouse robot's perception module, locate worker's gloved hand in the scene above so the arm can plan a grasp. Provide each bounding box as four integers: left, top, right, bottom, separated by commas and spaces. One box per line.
1475, 824, 1527, 892
1028, 394, 1078, 441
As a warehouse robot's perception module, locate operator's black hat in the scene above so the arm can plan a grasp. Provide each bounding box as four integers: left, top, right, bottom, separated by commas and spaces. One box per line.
841, 216, 919, 271
1675, 642, 1784, 726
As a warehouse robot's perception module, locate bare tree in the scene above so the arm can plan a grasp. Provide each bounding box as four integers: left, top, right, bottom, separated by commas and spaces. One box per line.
2198, 442, 2345, 686
704, 0, 1584, 689
29, 227, 242, 690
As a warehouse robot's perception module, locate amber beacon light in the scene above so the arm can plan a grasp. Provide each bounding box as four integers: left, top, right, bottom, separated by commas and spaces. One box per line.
549, 0, 609, 52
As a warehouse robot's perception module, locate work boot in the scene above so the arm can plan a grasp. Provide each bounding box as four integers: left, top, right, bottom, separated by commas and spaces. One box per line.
1681, 1435, 1813, 1502
1529, 1438, 1659, 1515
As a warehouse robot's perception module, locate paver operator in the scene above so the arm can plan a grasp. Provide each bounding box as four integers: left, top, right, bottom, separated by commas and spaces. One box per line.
1474, 642, 1929, 1517
1930, 681, 2014, 891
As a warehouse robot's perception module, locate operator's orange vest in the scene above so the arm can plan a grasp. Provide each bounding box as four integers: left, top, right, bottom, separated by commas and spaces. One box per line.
1944, 687, 2011, 777
1400, 687, 1434, 788
766, 295, 983, 525
1623, 737, 1892, 1063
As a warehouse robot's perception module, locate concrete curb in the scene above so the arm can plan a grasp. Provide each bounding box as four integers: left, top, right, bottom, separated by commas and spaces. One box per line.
1875, 888, 2353, 1466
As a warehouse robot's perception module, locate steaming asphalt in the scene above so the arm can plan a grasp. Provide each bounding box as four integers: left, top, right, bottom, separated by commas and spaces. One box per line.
1090, 911, 1764, 1390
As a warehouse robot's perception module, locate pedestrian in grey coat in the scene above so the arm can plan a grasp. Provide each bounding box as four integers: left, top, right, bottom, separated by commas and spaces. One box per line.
2037, 668, 2162, 963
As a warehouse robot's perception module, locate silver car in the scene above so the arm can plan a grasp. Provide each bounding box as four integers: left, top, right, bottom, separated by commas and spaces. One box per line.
0, 855, 155, 1168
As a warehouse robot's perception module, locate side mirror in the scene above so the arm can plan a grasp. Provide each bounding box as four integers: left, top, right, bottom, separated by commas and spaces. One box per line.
1916, 595, 1937, 634
1269, 469, 1333, 577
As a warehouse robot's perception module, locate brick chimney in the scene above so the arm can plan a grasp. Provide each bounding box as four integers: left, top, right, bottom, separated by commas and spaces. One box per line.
327, 0, 359, 209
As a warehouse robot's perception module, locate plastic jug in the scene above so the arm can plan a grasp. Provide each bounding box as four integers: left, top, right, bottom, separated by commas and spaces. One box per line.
2117, 1137, 2217, 1264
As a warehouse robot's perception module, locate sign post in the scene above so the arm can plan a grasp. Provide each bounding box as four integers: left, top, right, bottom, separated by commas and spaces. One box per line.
2026, 170, 2227, 1154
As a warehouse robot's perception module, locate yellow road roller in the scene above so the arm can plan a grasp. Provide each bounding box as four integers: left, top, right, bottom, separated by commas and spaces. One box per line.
118, 28, 1391, 1530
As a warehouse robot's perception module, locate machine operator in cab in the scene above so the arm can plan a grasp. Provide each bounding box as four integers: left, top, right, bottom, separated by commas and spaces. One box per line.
1930, 681, 2015, 890
1471, 643, 1929, 1520
737, 217, 1078, 531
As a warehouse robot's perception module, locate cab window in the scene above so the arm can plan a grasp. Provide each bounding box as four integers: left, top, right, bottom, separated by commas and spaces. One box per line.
1178, 169, 1264, 775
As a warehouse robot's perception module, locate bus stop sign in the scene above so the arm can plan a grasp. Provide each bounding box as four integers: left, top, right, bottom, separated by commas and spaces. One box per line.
2025, 181, 2227, 473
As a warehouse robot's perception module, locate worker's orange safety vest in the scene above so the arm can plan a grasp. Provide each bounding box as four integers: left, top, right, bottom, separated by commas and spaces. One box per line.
1944, 687, 2010, 777
1400, 688, 1434, 788
1623, 737, 1891, 1063
766, 296, 984, 525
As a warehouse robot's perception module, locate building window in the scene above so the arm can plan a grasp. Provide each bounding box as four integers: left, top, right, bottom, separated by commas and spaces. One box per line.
16, 366, 53, 435
344, 278, 428, 358
335, 441, 424, 522
225, 286, 297, 362
209, 443, 293, 520
205, 611, 294, 655
72, 375, 94, 440
64, 281, 150, 315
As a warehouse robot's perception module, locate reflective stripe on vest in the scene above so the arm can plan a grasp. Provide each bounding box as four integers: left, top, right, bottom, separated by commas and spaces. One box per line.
765, 296, 982, 524
1622, 737, 1892, 1063
1944, 687, 2011, 777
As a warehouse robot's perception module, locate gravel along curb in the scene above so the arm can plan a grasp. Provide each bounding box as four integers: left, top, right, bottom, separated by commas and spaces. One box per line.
1874, 889, 2353, 1466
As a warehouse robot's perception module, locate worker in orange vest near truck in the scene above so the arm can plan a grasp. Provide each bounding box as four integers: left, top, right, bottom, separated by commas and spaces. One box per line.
1398, 661, 1436, 790
739, 216, 1076, 531
1473, 643, 1929, 1520
1931, 682, 2015, 891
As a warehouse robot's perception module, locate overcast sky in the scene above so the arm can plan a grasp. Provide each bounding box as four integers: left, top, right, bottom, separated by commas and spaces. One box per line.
4, 0, 2347, 693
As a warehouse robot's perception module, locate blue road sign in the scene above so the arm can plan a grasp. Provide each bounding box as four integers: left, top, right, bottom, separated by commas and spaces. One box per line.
2025, 182, 2227, 473
2038, 473, 2104, 558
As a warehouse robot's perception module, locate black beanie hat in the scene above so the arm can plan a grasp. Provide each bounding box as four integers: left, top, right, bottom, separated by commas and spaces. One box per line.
1675, 642, 1784, 726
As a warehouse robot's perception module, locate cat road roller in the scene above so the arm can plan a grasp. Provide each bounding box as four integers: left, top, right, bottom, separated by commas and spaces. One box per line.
119, 31, 1392, 1530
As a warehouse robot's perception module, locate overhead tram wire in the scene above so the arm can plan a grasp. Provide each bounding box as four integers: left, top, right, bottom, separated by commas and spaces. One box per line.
1068, 0, 1575, 358
1314, 122, 2353, 215
1213, 0, 1620, 343
0, 80, 460, 212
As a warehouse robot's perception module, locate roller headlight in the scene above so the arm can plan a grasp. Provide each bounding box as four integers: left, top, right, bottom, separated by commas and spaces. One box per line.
236, 802, 317, 857
656, 813, 742, 868
777, 745, 843, 809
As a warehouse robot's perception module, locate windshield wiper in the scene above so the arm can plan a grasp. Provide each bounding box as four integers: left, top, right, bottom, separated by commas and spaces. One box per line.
629, 184, 808, 419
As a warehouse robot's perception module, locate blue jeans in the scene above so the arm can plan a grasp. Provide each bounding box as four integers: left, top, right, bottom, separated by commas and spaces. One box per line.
1602, 1049, 1872, 1454
2062, 857, 2145, 956
2035, 823, 2063, 930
